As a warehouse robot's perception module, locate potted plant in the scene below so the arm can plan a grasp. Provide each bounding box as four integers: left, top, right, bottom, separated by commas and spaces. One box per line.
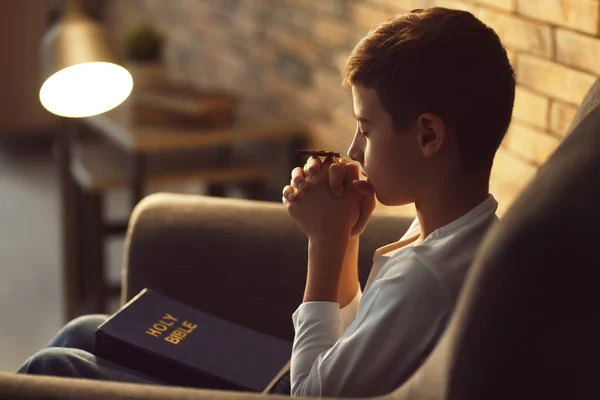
123, 22, 166, 90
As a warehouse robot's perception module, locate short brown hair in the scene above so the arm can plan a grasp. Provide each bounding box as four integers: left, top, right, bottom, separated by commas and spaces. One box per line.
342, 7, 515, 170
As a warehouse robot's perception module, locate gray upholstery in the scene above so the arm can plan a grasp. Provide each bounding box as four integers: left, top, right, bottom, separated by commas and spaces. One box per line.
1, 78, 599, 399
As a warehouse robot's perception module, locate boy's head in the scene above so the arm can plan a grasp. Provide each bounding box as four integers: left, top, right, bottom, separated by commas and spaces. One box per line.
343, 7, 515, 206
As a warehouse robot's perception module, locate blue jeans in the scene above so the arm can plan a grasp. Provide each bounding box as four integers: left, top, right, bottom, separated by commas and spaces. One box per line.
17, 314, 166, 385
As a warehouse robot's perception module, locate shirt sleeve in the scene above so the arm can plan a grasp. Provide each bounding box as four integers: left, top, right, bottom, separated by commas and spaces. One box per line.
290, 258, 450, 398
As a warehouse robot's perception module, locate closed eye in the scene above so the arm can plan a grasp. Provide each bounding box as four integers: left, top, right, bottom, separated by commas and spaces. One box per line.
356, 122, 369, 138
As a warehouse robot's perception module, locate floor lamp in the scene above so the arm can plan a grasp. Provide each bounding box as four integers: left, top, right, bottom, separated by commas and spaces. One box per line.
39, 0, 132, 321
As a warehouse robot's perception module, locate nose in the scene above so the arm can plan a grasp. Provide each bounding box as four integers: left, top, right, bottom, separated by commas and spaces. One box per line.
347, 130, 363, 163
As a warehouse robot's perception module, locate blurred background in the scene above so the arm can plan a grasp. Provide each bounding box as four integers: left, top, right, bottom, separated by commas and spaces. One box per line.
0, 0, 593, 371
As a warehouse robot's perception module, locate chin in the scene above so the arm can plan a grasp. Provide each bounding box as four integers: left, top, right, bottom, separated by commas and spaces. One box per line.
375, 192, 395, 206
376, 192, 413, 207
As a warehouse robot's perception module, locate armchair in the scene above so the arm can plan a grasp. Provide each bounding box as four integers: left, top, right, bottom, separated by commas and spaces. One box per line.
1, 78, 599, 399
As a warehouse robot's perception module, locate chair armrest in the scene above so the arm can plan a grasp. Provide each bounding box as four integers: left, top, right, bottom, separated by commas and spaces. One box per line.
123, 193, 412, 341
0, 372, 391, 400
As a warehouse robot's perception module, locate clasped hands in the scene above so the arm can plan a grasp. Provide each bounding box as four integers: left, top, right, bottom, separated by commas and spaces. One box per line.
282, 156, 376, 242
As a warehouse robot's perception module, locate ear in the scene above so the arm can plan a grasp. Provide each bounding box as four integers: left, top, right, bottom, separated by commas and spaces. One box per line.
415, 113, 447, 158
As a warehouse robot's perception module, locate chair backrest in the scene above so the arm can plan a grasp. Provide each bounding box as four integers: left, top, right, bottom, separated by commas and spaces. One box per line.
393, 78, 600, 400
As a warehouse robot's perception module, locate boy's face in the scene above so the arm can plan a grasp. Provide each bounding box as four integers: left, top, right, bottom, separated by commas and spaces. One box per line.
348, 85, 422, 206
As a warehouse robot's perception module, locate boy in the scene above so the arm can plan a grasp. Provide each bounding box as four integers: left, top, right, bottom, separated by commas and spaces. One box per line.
17, 7, 514, 398
281, 6, 514, 397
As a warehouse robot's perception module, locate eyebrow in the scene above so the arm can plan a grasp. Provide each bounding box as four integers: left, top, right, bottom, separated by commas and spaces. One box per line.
353, 112, 373, 124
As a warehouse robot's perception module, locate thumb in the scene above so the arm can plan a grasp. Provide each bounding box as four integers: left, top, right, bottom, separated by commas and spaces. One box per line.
344, 162, 360, 184
353, 179, 374, 196
351, 180, 376, 236
328, 162, 346, 197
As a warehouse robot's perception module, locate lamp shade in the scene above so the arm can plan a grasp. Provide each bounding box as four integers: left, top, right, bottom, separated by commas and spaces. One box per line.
39, 3, 132, 118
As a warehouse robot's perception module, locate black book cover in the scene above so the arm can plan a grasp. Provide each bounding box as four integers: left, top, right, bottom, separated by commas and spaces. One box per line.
95, 288, 292, 392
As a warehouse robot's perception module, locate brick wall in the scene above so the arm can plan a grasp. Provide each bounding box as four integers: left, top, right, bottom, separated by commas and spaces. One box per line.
108, 0, 598, 217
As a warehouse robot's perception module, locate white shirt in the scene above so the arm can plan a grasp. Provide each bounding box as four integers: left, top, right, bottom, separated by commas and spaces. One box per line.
291, 195, 499, 397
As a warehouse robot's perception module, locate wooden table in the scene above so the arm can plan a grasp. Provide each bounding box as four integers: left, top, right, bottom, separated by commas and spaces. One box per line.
58, 106, 308, 321
85, 105, 308, 207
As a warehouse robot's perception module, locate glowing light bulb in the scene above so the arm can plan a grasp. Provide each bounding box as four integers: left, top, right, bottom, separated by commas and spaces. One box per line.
40, 61, 133, 118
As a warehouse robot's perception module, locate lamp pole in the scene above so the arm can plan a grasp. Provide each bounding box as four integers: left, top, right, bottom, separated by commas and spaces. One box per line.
46, 0, 84, 323
41, 0, 131, 320
52, 0, 86, 321
64, 0, 87, 17
57, 117, 79, 321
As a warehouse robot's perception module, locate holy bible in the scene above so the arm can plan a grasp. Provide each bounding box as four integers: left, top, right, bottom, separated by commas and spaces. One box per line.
94, 288, 292, 392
